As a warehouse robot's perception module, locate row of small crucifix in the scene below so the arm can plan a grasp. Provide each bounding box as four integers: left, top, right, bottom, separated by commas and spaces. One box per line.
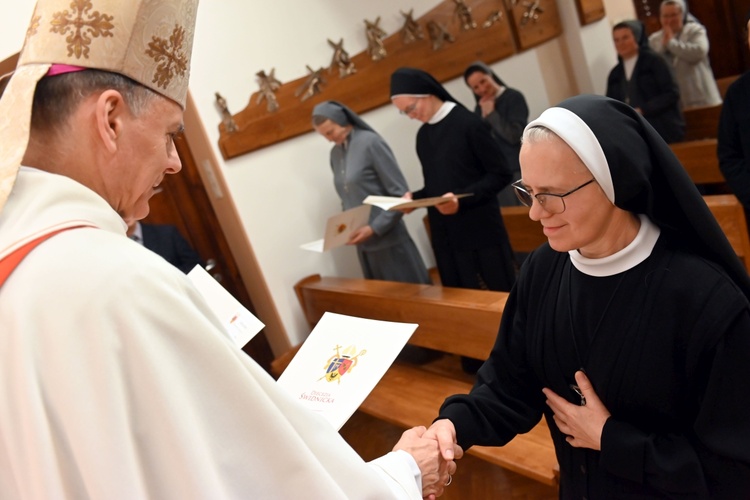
216, 0, 545, 132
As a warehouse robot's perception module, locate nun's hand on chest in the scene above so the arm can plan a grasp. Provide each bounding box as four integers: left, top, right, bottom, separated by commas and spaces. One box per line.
542, 370, 611, 451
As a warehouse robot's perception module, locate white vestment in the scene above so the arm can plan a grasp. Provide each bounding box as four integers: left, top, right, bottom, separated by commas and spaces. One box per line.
0, 167, 422, 499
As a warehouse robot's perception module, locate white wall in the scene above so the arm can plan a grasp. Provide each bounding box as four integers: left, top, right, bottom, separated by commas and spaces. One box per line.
603, 0, 637, 26
189, 1, 567, 345
1, 0, 623, 349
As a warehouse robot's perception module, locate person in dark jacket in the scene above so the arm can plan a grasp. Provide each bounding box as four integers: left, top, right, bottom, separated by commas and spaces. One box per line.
128, 221, 204, 274
606, 20, 685, 143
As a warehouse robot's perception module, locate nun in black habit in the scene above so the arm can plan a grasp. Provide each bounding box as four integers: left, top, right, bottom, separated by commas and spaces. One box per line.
606, 20, 685, 144
389, 67, 516, 294
428, 95, 750, 498
463, 61, 529, 206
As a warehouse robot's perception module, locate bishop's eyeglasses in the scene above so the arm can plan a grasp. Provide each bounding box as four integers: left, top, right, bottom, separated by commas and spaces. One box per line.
512, 178, 596, 214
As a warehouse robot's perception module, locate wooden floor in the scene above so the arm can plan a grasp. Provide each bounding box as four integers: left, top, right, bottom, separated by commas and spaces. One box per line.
340, 411, 559, 499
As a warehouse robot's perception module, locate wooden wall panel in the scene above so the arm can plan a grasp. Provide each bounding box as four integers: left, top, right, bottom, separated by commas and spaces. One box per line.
575, 0, 606, 26
217, 0, 563, 160
507, 0, 563, 50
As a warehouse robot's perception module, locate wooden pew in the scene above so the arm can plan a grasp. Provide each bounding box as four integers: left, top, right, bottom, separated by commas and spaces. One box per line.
451, 186, 748, 274
666, 141, 750, 270
716, 74, 740, 100
497, 191, 750, 272
705, 194, 750, 271
293, 274, 505, 358
286, 274, 561, 487
279, 195, 747, 488
501, 205, 546, 254
498, 194, 750, 272
423, 207, 547, 256
670, 138, 724, 185
682, 104, 722, 142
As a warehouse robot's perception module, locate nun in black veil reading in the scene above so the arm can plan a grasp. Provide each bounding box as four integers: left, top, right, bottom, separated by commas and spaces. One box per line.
390, 67, 517, 373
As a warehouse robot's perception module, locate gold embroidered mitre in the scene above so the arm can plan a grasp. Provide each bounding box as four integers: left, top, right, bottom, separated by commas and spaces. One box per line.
0, 0, 199, 214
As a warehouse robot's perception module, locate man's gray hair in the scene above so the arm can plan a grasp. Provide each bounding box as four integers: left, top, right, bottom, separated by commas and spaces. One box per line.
31, 69, 159, 131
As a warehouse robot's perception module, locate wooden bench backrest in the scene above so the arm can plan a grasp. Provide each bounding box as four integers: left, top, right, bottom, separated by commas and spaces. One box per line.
717, 74, 740, 99
294, 274, 506, 360
670, 138, 724, 185
705, 194, 750, 271
682, 104, 722, 142
501, 206, 547, 254
499, 195, 750, 271
423, 207, 547, 256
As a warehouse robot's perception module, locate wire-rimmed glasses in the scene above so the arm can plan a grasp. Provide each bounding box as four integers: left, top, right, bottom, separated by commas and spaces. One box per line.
512, 179, 596, 214
399, 99, 420, 116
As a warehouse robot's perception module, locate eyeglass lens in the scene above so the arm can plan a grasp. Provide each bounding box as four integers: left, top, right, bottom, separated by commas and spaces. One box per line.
512, 179, 594, 214
400, 101, 418, 115
512, 181, 565, 212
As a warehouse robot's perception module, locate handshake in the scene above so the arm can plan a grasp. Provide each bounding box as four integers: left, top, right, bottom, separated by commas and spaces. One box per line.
393, 419, 462, 499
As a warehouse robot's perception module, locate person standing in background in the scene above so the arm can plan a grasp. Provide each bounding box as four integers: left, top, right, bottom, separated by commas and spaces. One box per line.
312, 100, 431, 285
648, 0, 722, 109
127, 220, 204, 274
390, 67, 517, 373
606, 20, 685, 144
463, 61, 529, 206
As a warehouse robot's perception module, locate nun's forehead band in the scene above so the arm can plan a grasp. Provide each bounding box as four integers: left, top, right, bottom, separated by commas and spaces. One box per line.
525, 107, 615, 203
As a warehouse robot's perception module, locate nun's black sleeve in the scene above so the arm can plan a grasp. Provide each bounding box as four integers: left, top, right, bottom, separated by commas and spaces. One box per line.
455, 109, 514, 209
599, 308, 750, 499
636, 51, 681, 119
437, 257, 546, 449
482, 87, 529, 146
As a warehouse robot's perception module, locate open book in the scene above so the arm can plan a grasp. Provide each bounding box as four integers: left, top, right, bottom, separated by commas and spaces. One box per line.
276, 312, 417, 430
300, 204, 372, 252
363, 193, 473, 211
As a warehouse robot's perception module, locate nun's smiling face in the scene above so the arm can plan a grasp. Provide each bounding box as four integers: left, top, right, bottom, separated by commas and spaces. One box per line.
613, 27, 639, 59
519, 134, 626, 258
465, 71, 500, 100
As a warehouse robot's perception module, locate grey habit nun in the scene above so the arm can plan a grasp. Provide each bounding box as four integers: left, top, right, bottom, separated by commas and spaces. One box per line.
438, 95, 750, 498
311, 100, 430, 284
